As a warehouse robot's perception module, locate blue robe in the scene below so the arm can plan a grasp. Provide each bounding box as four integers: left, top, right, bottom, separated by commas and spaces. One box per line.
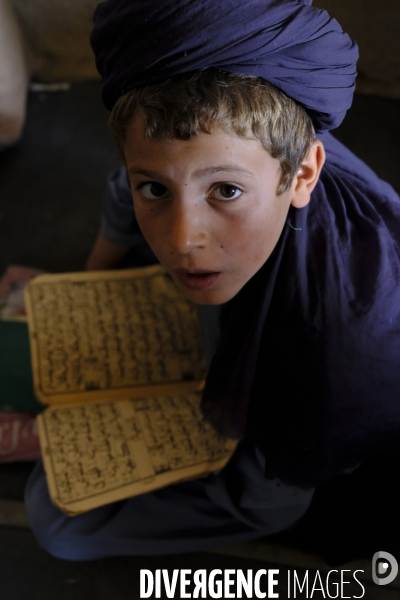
203, 132, 400, 486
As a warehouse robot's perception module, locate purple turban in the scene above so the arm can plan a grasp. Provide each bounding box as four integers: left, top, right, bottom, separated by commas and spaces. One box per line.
91, 0, 358, 132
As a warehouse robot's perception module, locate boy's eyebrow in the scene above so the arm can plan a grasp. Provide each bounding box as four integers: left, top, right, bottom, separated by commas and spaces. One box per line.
127, 164, 255, 179
193, 164, 255, 178
128, 168, 165, 179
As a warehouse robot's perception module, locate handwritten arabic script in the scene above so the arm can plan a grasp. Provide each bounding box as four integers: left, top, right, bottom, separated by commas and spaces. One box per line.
40, 394, 234, 505
28, 270, 206, 396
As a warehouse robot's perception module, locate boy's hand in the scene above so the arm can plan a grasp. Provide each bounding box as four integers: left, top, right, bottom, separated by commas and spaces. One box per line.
85, 233, 130, 270
0, 264, 45, 319
0, 264, 44, 296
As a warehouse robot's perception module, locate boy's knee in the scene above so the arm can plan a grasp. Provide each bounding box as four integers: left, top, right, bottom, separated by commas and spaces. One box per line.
24, 462, 80, 560
24, 462, 63, 558
25, 461, 110, 561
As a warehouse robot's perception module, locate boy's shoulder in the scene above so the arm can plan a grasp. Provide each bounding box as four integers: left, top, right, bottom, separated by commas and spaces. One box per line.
319, 132, 398, 201
282, 137, 400, 337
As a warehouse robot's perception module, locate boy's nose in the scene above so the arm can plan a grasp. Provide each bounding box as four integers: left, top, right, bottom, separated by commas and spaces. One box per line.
167, 201, 208, 255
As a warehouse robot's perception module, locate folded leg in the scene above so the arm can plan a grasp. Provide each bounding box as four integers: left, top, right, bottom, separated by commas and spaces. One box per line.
25, 441, 314, 560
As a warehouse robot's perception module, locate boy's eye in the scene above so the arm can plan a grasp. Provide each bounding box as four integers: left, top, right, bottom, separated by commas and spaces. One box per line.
211, 184, 242, 201
139, 182, 169, 199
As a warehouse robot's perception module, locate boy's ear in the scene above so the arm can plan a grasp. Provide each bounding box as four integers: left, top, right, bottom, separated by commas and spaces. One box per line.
290, 139, 326, 208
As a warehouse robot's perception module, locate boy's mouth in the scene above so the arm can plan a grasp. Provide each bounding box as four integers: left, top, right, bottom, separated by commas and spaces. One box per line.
173, 268, 221, 291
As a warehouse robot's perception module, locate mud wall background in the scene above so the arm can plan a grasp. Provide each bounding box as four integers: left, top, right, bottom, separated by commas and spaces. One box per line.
9, 0, 400, 98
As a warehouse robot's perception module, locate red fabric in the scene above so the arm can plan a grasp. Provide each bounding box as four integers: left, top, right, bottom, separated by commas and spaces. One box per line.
0, 413, 41, 462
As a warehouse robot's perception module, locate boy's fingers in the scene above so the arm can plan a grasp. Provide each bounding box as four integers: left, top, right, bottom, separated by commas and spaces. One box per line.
0, 265, 45, 295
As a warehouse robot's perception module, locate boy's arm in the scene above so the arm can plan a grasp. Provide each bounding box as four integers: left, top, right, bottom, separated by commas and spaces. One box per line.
86, 166, 144, 270
85, 233, 130, 270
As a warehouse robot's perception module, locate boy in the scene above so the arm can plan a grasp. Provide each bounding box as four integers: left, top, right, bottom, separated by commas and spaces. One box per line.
25, 0, 400, 561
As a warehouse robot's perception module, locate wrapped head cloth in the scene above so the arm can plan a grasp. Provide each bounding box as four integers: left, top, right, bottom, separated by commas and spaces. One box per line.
91, 0, 358, 133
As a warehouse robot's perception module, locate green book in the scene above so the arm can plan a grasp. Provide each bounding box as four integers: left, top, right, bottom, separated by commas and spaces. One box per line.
0, 321, 43, 414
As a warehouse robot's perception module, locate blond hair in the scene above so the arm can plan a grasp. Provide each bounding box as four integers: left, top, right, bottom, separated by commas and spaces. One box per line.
109, 69, 315, 194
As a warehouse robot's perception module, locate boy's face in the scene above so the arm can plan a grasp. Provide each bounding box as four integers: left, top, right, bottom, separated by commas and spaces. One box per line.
125, 115, 298, 305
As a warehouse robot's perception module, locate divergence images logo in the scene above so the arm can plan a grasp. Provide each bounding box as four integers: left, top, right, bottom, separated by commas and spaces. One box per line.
372, 552, 398, 586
